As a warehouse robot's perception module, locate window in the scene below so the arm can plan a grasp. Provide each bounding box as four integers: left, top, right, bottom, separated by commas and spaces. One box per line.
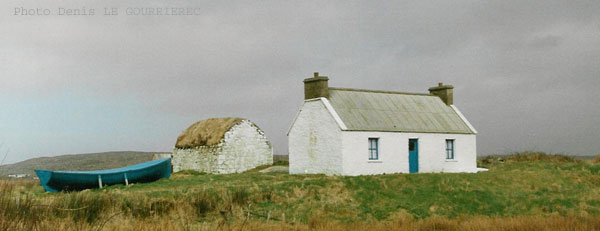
368, 138, 379, 160
409, 139, 416, 151
446, 139, 455, 159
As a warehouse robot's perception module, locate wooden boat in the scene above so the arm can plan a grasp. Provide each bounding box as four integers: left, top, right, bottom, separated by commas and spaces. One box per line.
35, 158, 171, 192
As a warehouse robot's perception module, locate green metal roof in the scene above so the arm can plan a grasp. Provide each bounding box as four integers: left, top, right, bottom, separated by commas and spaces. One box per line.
327, 87, 475, 134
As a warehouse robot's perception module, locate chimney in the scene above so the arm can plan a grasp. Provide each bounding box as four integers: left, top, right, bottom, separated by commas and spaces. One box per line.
428, 82, 454, 105
303, 72, 329, 100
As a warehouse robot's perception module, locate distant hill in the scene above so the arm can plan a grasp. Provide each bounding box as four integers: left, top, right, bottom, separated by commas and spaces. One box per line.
477, 154, 597, 161
572, 155, 599, 160
0, 151, 168, 177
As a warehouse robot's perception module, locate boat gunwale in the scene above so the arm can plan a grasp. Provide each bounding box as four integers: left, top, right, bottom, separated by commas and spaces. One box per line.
35, 158, 170, 175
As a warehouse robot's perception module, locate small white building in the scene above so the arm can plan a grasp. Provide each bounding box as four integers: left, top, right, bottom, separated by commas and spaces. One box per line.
152, 153, 172, 160
288, 73, 478, 176
8, 174, 29, 178
172, 118, 273, 174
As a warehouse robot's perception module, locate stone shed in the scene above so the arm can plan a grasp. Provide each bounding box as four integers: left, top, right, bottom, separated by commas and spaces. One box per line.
172, 118, 272, 174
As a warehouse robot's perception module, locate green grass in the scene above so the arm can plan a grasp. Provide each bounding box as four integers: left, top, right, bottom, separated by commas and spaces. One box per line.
3, 152, 600, 230
72, 153, 600, 220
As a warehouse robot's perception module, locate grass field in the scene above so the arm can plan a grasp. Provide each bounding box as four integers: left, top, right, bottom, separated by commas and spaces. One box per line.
1, 152, 600, 230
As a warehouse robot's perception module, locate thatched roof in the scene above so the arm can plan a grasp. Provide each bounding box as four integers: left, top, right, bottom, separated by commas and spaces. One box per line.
175, 118, 244, 149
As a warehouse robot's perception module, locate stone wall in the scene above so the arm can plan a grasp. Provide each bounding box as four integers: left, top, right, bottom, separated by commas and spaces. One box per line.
172, 120, 272, 174
172, 145, 221, 173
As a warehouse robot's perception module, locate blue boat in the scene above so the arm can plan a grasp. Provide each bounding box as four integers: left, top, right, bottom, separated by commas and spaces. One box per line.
35, 158, 171, 192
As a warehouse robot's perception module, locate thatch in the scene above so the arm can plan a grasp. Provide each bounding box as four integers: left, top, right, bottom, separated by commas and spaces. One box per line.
175, 118, 244, 149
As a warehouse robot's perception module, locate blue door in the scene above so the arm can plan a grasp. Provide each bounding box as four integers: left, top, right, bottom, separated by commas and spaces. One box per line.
409, 139, 419, 173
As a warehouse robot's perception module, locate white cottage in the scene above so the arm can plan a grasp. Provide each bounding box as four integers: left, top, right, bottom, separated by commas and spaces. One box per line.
288, 73, 478, 176
172, 118, 273, 174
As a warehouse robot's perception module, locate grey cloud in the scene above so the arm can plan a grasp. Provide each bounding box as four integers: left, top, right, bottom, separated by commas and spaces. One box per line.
1, 0, 599, 163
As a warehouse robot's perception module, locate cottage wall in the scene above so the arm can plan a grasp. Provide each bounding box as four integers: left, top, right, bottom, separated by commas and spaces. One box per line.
217, 120, 272, 173
341, 131, 477, 176
172, 120, 272, 174
288, 99, 343, 175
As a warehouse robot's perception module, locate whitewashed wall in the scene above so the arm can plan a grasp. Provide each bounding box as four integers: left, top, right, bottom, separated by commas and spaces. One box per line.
341, 131, 477, 176
218, 120, 273, 173
288, 99, 343, 175
172, 120, 272, 174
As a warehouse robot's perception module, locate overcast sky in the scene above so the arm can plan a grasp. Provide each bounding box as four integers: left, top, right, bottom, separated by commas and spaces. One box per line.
1, 0, 599, 164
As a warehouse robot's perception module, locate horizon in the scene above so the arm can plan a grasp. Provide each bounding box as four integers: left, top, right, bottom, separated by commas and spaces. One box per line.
2, 149, 599, 166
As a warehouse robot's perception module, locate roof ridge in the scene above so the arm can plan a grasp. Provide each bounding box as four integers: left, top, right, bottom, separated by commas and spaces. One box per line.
328, 87, 432, 96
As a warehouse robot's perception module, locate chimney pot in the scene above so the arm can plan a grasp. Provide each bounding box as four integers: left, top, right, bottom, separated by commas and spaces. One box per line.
314, 72, 319, 78
438, 82, 443, 87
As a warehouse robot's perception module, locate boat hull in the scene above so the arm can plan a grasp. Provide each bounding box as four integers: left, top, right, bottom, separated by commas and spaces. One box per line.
35, 158, 171, 192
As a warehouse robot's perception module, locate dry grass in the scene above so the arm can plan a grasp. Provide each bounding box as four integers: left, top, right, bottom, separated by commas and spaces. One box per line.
175, 118, 243, 148
1, 198, 599, 231
50, 215, 600, 230
3, 152, 600, 230
594, 155, 600, 164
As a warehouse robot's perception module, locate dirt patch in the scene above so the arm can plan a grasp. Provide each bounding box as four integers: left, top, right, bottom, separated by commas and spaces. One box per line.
258, 166, 289, 173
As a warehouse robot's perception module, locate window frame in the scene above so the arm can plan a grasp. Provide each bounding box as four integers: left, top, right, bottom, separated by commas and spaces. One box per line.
368, 138, 379, 160
445, 139, 455, 160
